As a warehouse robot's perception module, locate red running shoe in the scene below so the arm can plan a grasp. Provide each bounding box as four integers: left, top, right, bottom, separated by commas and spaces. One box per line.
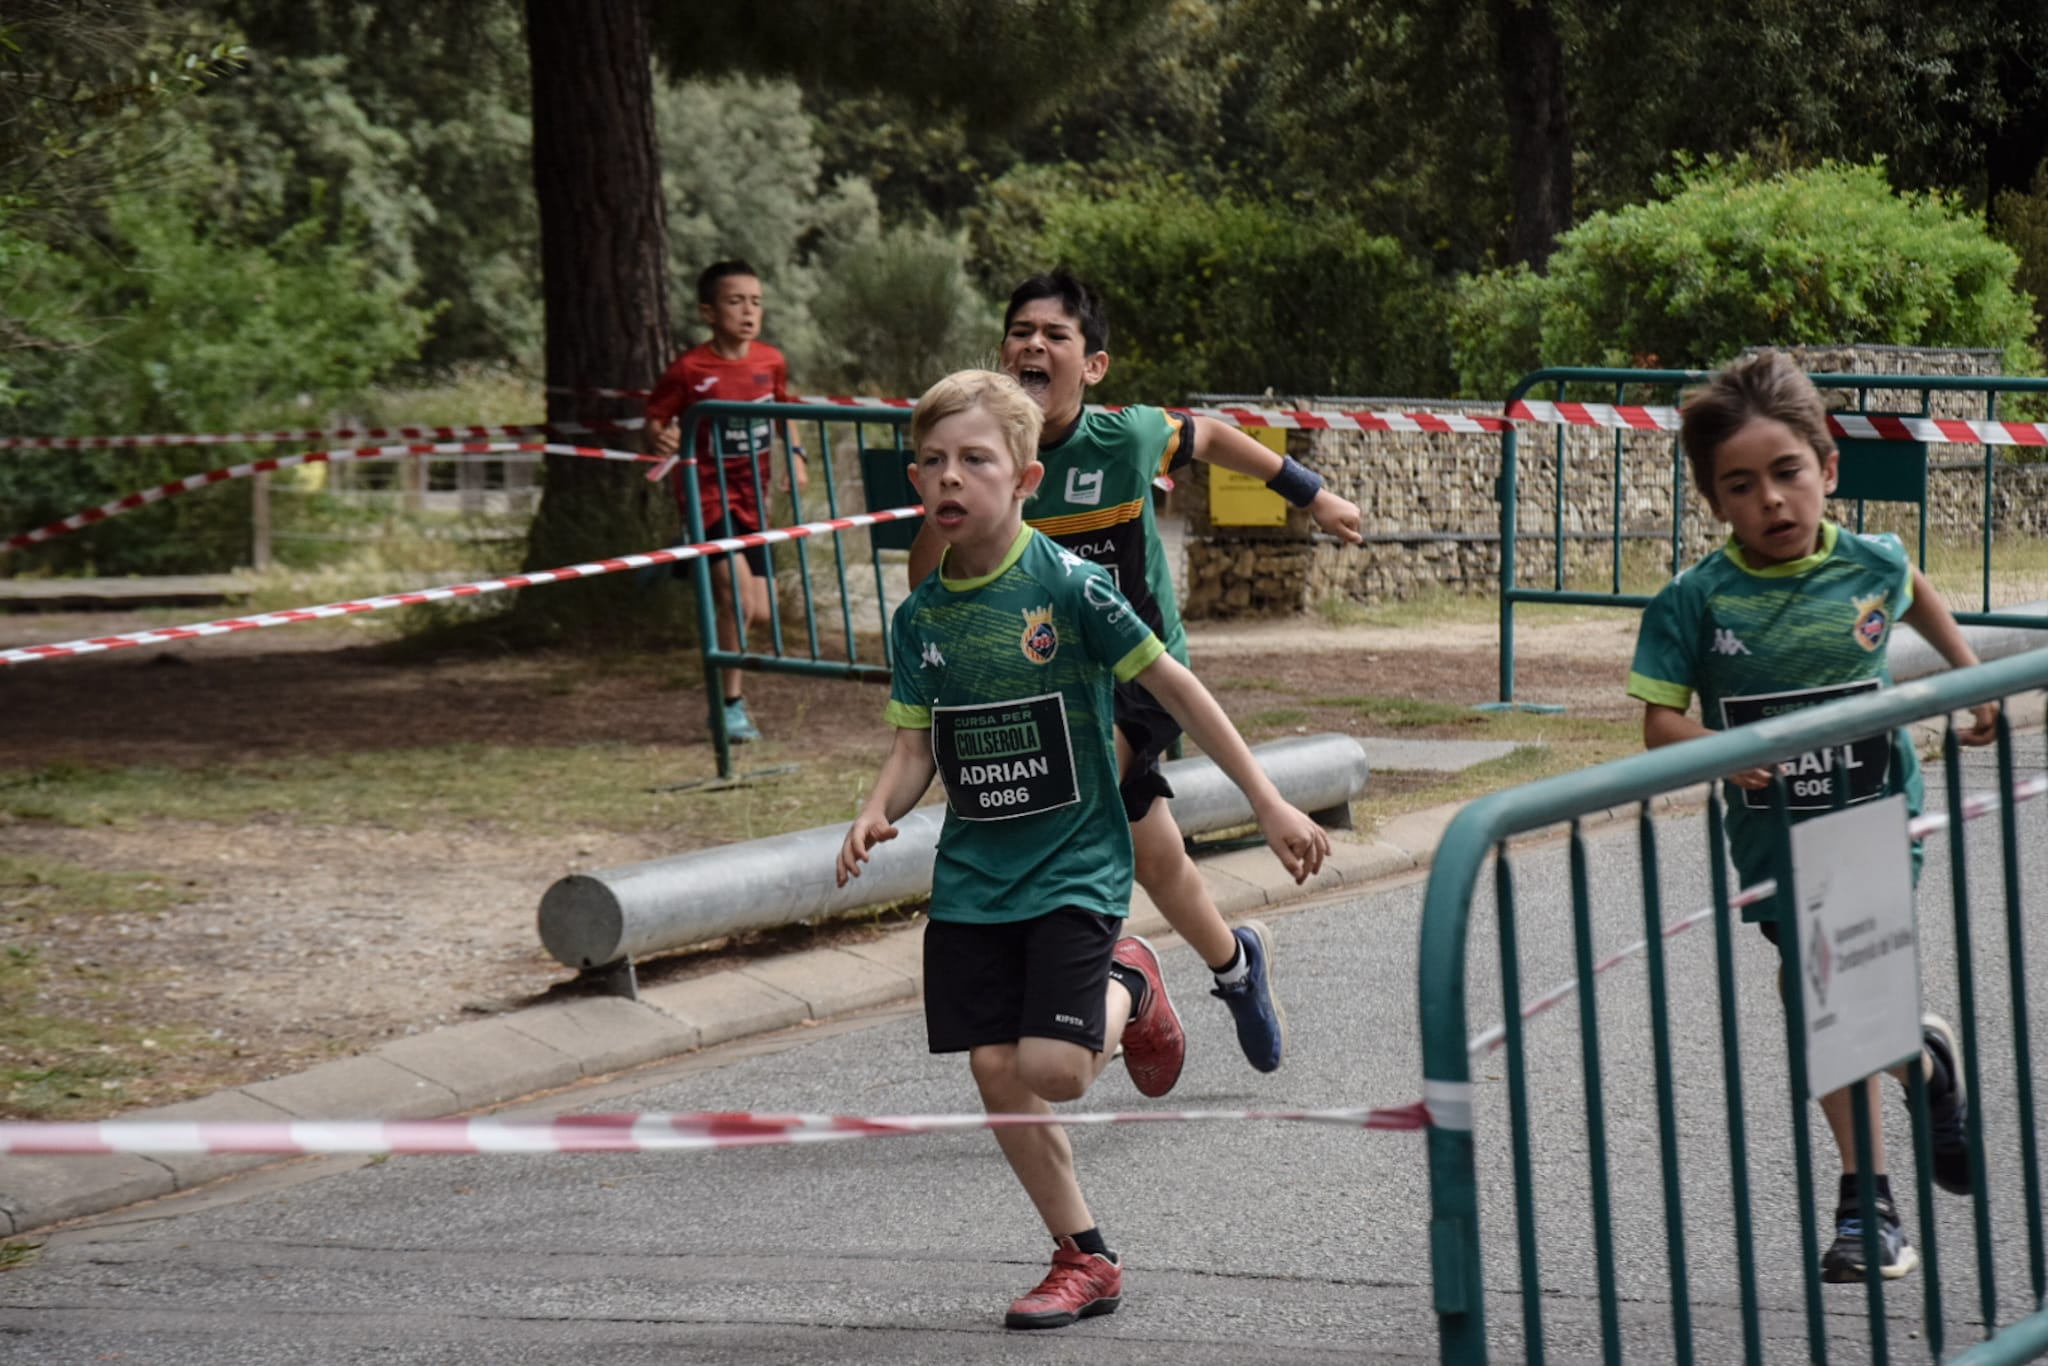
1005, 1236, 1123, 1329
1113, 935, 1185, 1098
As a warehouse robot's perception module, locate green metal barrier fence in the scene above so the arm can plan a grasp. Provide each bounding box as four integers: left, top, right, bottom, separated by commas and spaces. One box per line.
1494, 367, 2048, 706
674, 402, 916, 776
1419, 648, 2048, 1364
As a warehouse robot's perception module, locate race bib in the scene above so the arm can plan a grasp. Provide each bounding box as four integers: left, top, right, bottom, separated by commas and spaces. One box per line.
1720, 679, 1890, 811
931, 693, 1079, 821
713, 414, 772, 461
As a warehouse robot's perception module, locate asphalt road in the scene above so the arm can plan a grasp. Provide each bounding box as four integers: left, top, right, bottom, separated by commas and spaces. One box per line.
2, 734, 2043, 1365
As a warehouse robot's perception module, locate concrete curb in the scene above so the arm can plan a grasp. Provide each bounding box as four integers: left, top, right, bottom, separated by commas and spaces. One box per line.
0, 810, 1469, 1238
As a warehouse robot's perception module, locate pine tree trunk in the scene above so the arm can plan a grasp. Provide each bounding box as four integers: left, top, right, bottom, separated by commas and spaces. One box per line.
1491, 0, 1572, 273
517, 0, 680, 642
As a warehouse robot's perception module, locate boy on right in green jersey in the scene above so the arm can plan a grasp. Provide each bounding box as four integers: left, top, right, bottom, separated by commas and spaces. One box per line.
1626, 349, 1997, 1285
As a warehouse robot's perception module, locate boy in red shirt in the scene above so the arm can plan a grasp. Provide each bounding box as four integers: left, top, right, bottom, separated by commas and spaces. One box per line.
648, 260, 807, 742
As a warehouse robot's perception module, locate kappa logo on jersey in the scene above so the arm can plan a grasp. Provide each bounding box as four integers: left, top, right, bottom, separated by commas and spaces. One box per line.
920, 640, 946, 669
1082, 574, 1128, 625
1020, 605, 1059, 663
693, 377, 718, 392
1063, 468, 1104, 506
1710, 627, 1751, 657
1851, 593, 1890, 652
1054, 547, 1088, 576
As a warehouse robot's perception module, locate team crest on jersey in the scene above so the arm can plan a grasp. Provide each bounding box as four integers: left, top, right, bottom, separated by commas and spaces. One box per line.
1851, 593, 1889, 652
1020, 605, 1059, 663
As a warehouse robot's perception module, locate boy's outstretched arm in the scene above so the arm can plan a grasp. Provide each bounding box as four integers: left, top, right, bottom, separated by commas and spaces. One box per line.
836, 727, 938, 886
1644, 702, 1774, 790
1901, 567, 1998, 745
1189, 416, 1363, 545
1135, 654, 1330, 882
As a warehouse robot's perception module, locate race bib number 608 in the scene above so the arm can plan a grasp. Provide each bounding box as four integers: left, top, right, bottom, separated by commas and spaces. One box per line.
931, 693, 1080, 821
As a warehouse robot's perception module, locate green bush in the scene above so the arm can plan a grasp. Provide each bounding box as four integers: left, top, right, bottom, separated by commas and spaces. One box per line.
1992, 160, 2048, 360
810, 223, 995, 397
0, 185, 432, 576
1452, 158, 2043, 399
1027, 175, 1454, 402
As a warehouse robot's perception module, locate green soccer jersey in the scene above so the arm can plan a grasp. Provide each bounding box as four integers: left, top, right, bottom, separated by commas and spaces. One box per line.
1627, 521, 1924, 891
1024, 406, 1194, 665
885, 525, 1167, 925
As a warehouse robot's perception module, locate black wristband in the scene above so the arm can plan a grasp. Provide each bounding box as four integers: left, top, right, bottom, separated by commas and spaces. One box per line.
1264, 456, 1324, 508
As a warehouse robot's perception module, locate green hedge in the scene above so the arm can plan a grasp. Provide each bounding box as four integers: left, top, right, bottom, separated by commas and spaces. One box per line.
1032, 177, 1454, 401
1452, 159, 2042, 399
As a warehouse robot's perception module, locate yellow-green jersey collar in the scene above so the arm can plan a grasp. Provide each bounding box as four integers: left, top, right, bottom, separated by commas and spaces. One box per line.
1722, 520, 1838, 578
938, 525, 1034, 591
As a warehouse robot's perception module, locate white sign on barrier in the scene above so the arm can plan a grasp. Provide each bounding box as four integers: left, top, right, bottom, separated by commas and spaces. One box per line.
1790, 794, 1922, 1098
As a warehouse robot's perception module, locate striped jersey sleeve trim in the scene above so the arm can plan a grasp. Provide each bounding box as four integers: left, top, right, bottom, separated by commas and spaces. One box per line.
1626, 672, 1692, 710
1114, 636, 1168, 683
1029, 498, 1146, 537
883, 700, 931, 729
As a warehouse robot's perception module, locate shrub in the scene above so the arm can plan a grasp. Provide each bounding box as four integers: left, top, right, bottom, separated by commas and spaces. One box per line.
1452, 158, 2043, 399
810, 224, 995, 398
0, 186, 431, 576
1027, 175, 1453, 402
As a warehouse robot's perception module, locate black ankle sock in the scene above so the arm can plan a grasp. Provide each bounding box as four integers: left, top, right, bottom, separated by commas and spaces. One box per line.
1106, 961, 1148, 1016
1067, 1227, 1112, 1260
1838, 1174, 1894, 1213
1207, 942, 1245, 976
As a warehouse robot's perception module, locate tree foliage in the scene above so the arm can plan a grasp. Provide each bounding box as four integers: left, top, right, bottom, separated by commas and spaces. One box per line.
0, 176, 431, 573
1450, 159, 2042, 398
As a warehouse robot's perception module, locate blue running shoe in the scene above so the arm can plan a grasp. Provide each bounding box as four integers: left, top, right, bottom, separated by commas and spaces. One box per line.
723, 698, 761, 743
1211, 920, 1285, 1072
1821, 1195, 1918, 1282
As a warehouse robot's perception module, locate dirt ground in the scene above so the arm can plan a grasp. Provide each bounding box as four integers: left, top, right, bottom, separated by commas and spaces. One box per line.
0, 601, 1637, 1118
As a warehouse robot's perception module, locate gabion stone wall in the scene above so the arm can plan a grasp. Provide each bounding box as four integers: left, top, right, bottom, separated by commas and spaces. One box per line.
1181, 347, 2048, 620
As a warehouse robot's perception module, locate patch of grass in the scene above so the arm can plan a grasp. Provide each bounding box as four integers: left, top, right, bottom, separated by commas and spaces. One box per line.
0, 1240, 42, 1272
1313, 586, 1498, 630
1244, 708, 1310, 729
0, 855, 191, 923
1213, 677, 1287, 692
1353, 712, 1642, 832
0, 941, 217, 1119
0, 740, 880, 842
1315, 695, 1482, 729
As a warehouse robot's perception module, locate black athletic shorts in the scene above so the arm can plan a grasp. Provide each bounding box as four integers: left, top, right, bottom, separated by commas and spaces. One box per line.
923, 908, 1121, 1054
1113, 677, 1180, 823
705, 508, 770, 578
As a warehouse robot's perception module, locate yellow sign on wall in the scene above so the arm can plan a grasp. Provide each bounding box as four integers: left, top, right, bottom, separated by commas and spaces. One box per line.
1209, 426, 1288, 527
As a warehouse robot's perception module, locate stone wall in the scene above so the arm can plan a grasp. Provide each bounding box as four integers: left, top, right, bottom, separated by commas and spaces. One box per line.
1181, 346, 2048, 619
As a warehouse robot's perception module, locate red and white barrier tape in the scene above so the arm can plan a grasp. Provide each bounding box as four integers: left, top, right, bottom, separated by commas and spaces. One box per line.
14, 396, 2048, 453
1508, 400, 2048, 448
1463, 769, 2048, 1060
3, 443, 657, 553
0, 1102, 1430, 1156
0, 505, 926, 667
546, 385, 653, 399
0, 421, 648, 452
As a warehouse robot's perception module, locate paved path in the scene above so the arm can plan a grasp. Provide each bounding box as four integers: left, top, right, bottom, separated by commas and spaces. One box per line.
3, 732, 2042, 1361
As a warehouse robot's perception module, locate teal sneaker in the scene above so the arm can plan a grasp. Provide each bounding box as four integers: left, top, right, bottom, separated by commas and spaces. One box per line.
723, 698, 761, 743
